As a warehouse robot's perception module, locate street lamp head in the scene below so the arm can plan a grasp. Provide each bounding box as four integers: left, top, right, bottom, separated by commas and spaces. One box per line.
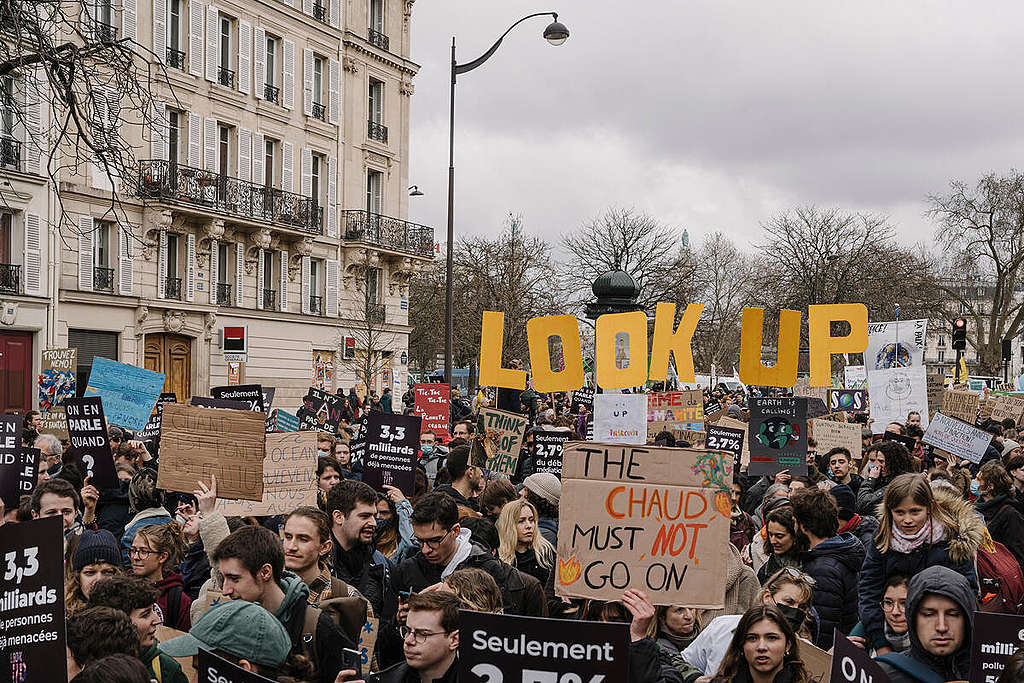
544, 16, 569, 46
409, 185, 424, 196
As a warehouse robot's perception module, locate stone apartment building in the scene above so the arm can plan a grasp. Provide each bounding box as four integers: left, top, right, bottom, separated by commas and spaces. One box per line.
0, 0, 432, 413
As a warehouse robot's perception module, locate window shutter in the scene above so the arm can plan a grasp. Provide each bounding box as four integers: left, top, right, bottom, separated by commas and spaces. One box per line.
234, 242, 244, 307
256, 248, 265, 309
253, 27, 265, 100
282, 39, 295, 110
326, 155, 337, 237
281, 141, 293, 192
328, 57, 340, 125
187, 112, 201, 166
118, 224, 134, 295
237, 20, 251, 94
329, 0, 339, 28
157, 230, 168, 298
123, 0, 138, 42
78, 216, 94, 291
24, 67, 43, 175
301, 256, 311, 314
300, 148, 312, 197
23, 213, 42, 295
185, 233, 196, 301
189, 1, 204, 77
205, 5, 218, 82
252, 132, 264, 185
238, 128, 251, 181
302, 48, 314, 117
203, 116, 217, 171
151, 101, 167, 161
153, 0, 167, 61
302, 0, 312, 16
326, 259, 338, 317
209, 238, 219, 304
278, 250, 288, 311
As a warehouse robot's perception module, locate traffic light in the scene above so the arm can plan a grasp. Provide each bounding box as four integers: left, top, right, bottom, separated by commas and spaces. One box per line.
952, 318, 967, 350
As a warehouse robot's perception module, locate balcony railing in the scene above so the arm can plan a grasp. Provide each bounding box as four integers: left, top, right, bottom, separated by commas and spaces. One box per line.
312, 102, 326, 121
341, 210, 434, 258
165, 277, 182, 300
367, 120, 388, 143
262, 289, 276, 310
365, 302, 385, 324
0, 264, 20, 294
215, 282, 232, 305
95, 21, 117, 43
309, 295, 323, 315
93, 266, 115, 292
166, 47, 186, 69
263, 83, 280, 104
312, 3, 328, 22
367, 27, 389, 51
137, 160, 322, 234
218, 66, 235, 88
0, 137, 20, 170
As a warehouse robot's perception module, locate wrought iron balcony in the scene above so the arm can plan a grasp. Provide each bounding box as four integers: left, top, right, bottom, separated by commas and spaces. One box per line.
367, 120, 388, 143
165, 276, 182, 300
341, 210, 433, 258
367, 27, 389, 51
166, 47, 186, 69
95, 21, 117, 43
218, 66, 235, 88
137, 160, 322, 234
309, 295, 323, 315
0, 263, 20, 294
365, 302, 385, 324
312, 102, 326, 121
312, 2, 328, 23
262, 289, 276, 310
264, 83, 280, 104
93, 266, 115, 292
0, 136, 20, 170
215, 282, 232, 305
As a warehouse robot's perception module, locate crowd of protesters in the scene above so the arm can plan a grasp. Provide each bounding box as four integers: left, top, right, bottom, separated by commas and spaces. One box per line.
7, 374, 1024, 683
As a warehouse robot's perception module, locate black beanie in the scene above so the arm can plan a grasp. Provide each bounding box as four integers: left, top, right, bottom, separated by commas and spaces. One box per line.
73, 529, 122, 572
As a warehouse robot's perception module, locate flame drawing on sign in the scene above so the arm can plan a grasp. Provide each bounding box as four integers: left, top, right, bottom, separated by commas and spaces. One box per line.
559, 555, 582, 585
714, 491, 731, 519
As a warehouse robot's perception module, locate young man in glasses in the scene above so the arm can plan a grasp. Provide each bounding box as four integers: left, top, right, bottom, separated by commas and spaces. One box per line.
377, 591, 460, 682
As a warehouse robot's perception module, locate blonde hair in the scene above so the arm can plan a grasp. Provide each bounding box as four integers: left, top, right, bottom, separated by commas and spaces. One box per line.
496, 499, 554, 569
444, 568, 503, 613
65, 563, 123, 617
875, 473, 959, 553
135, 521, 187, 572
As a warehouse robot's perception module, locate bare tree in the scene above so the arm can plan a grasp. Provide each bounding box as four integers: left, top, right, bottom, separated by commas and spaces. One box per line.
690, 232, 753, 373
407, 264, 445, 378
337, 288, 401, 396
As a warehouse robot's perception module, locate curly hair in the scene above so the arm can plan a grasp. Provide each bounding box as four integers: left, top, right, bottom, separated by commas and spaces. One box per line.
127, 467, 165, 514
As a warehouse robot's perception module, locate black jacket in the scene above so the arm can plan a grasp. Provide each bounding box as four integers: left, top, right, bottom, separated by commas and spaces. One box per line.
846, 514, 879, 553
330, 538, 395, 621
801, 532, 865, 649
432, 485, 478, 512
855, 474, 890, 517
376, 659, 458, 682
630, 637, 685, 683
976, 495, 1024, 569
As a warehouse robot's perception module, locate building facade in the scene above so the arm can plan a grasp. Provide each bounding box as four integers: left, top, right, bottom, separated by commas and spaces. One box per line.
0, 0, 431, 414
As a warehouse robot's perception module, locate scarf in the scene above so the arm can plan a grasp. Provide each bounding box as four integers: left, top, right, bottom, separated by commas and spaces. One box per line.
884, 620, 911, 653
838, 514, 862, 535
890, 517, 945, 554
442, 528, 474, 579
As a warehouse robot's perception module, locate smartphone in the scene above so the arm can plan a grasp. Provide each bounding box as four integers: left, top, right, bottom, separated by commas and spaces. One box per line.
341, 648, 362, 678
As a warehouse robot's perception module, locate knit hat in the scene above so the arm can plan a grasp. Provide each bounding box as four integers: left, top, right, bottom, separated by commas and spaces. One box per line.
829, 484, 856, 521
159, 600, 291, 668
522, 472, 561, 505
727, 404, 742, 417
73, 529, 122, 572
1002, 439, 1020, 457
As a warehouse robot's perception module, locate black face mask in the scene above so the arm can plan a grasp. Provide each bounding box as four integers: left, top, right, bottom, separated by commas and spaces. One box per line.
374, 515, 396, 542
776, 603, 807, 632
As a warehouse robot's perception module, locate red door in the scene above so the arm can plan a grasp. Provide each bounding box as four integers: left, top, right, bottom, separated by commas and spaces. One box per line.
0, 331, 33, 414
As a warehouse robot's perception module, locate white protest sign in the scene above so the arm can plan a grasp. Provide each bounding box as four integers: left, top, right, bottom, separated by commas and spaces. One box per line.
592, 393, 647, 444
865, 318, 928, 370
922, 412, 992, 464
867, 365, 928, 434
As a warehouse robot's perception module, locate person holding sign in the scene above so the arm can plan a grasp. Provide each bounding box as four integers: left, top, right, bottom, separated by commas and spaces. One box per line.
706, 604, 813, 683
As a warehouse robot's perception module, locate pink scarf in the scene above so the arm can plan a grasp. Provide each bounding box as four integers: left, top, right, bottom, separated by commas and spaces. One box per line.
890, 517, 945, 554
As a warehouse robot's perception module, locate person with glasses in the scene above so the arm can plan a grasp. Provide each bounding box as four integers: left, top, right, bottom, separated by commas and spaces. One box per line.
128, 522, 192, 631
377, 591, 460, 683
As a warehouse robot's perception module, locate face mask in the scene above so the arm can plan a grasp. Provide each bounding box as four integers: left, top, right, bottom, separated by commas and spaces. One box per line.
374, 515, 396, 542
174, 514, 188, 526
317, 450, 330, 458
421, 444, 434, 456
775, 603, 807, 632
970, 480, 981, 496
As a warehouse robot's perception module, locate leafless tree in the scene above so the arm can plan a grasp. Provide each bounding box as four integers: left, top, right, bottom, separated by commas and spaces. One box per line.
407, 263, 445, 378
690, 232, 753, 373
337, 288, 401, 396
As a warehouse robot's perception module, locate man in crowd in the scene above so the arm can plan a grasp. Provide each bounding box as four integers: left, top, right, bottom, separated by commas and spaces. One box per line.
419, 429, 447, 486
432, 445, 481, 512
826, 446, 862, 494
31, 477, 82, 532
66, 606, 141, 680
830, 484, 879, 552
377, 591, 460, 682
326, 481, 395, 619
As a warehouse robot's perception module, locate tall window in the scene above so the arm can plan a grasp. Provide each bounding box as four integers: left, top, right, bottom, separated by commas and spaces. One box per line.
266, 36, 277, 87
0, 214, 11, 265
369, 0, 384, 32
263, 250, 274, 291
309, 259, 320, 295
217, 243, 229, 283
219, 17, 231, 68
311, 154, 322, 203
368, 80, 383, 124
264, 139, 274, 187
366, 170, 382, 215
168, 110, 180, 165
313, 56, 324, 105
218, 125, 230, 175
166, 233, 179, 276
96, 0, 113, 26
94, 221, 110, 267
365, 267, 381, 303
169, 0, 181, 51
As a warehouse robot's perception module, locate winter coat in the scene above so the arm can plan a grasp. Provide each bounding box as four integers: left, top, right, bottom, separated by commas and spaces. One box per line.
189, 511, 231, 626
757, 552, 801, 585
275, 572, 354, 683
95, 479, 131, 541
630, 637, 686, 683
155, 571, 192, 631
513, 548, 550, 587
700, 543, 762, 624
330, 540, 394, 623
712, 662, 806, 683
855, 475, 890, 517
120, 506, 172, 565
976, 494, 1024, 569
537, 517, 558, 548
876, 565, 975, 683
857, 489, 982, 651
800, 532, 865, 649
432, 484, 479, 511
840, 513, 879, 553
180, 538, 210, 600
141, 642, 189, 683
376, 660, 458, 682
380, 392, 393, 413
730, 509, 756, 553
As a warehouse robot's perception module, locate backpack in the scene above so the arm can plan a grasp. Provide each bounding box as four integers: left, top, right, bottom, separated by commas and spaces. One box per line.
975, 536, 1024, 615
302, 577, 371, 667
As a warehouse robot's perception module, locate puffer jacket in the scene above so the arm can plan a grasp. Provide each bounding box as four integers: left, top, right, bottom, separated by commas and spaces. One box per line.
976, 494, 1024, 569
800, 532, 865, 649
855, 475, 891, 517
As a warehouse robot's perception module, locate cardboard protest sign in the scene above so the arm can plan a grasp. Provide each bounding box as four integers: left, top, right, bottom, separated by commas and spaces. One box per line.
556, 442, 731, 607
705, 424, 745, 462
267, 408, 299, 432
65, 397, 119, 490
215, 432, 317, 516
593, 393, 647, 444
865, 317, 928, 369
459, 610, 630, 682
413, 383, 450, 441
926, 371, 946, 418
198, 649, 275, 682
356, 616, 380, 675
830, 633, 890, 683
793, 377, 828, 403
0, 516, 68, 683
84, 356, 165, 430
362, 412, 421, 496
349, 417, 366, 466
969, 612, 1024, 683
0, 447, 38, 508
532, 429, 574, 476
154, 626, 197, 681
801, 639, 832, 683
810, 419, 863, 461
827, 388, 866, 413
570, 386, 594, 414
716, 415, 751, 468
38, 348, 76, 410
478, 408, 528, 475
297, 387, 345, 433
211, 384, 265, 413
943, 389, 979, 424
867, 365, 929, 434
844, 364, 866, 389
990, 395, 1024, 426
922, 412, 992, 464
157, 403, 266, 500
748, 397, 807, 476
647, 391, 705, 439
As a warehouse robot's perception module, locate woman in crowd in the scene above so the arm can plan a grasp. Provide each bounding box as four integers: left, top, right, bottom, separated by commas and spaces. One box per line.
708, 605, 812, 683
120, 468, 172, 564
129, 521, 192, 631
975, 461, 1024, 568
497, 498, 555, 587
848, 574, 910, 655
856, 441, 915, 517
756, 507, 807, 584
654, 606, 701, 660
65, 529, 123, 616
374, 485, 415, 563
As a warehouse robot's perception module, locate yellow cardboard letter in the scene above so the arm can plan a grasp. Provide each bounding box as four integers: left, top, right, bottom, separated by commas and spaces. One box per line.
649, 302, 704, 383
527, 315, 585, 393
738, 308, 800, 388
596, 311, 649, 389
478, 311, 526, 390
807, 303, 868, 387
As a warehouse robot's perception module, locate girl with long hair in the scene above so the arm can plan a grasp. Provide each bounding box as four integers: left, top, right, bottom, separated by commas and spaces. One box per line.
129, 522, 192, 631
855, 441, 914, 516
756, 507, 808, 584
65, 529, 123, 616
710, 605, 811, 683
497, 499, 555, 586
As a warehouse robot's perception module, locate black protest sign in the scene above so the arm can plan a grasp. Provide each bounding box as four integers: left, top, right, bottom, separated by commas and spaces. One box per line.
805, 397, 829, 419
212, 384, 265, 413
362, 412, 421, 496
969, 612, 1024, 683
570, 387, 595, 414
138, 392, 177, 452
65, 397, 119, 490
831, 632, 890, 683
349, 417, 366, 466
706, 424, 745, 460
878, 431, 917, 453
459, 610, 629, 683
532, 429, 573, 477
0, 515, 68, 683
748, 397, 808, 477
0, 415, 24, 506
262, 387, 276, 412
197, 649, 275, 683
191, 396, 250, 410
0, 448, 38, 508
297, 387, 344, 433
828, 388, 866, 412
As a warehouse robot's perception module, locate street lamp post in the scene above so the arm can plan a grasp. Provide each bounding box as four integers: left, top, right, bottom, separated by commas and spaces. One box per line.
444, 12, 569, 385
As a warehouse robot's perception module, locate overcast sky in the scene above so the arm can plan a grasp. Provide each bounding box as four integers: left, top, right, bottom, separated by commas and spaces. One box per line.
406, 1, 1024, 252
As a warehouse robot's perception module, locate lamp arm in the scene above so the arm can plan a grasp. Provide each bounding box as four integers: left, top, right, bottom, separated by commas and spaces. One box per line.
453, 11, 557, 77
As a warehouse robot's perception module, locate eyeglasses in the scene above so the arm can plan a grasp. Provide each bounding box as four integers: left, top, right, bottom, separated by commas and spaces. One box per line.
128, 547, 157, 558
400, 626, 449, 644
882, 599, 907, 613
782, 567, 816, 586
412, 528, 453, 550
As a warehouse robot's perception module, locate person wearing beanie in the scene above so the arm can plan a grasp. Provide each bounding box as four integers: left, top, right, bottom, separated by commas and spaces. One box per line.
66, 529, 123, 616
831, 483, 879, 553
1003, 439, 1021, 459
521, 472, 561, 546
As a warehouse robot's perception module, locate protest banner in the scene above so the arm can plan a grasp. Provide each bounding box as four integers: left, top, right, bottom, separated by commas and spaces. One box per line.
827, 388, 866, 412
532, 429, 574, 477
267, 408, 299, 432
943, 389, 979, 424
478, 408, 528, 475
815, 411, 848, 422
362, 412, 421, 496
356, 615, 380, 675
865, 318, 928, 369
215, 432, 316, 516
715, 415, 751, 468
64, 396, 119, 490
413, 383, 450, 441
0, 447, 38, 508
748, 397, 807, 476
969, 612, 1024, 683
38, 348, 76, 409
593, 393, 647, 444
878, 431, 917, 453
137, 392, 178, 455
211, 384, 265, 413
198, 649, 275, 682
867, 365, 929, 434
831, 633, 889, 683
570, 386, 594, 414
990, 395, 1024, 426
647, 390, 705, 437
0, 515, 68, 683
922, 412, 992, 464
801, 640, 831, 683
810, 419, 863, 461
157, 403, 266, 500
556, 442, 731, 607
844, 364, 866, 389
37, 409, 69, 440
84, 356, 165, 430
191, 396, 249, 410
705, 424, 745, 462
926, 371, 946, 418
459, 610, 630, 682
793, 377, 828, 403
297, 387, 345, 433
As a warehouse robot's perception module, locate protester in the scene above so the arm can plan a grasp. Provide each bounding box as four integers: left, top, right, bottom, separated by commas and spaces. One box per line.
478, 479, 516, 520
848, 574, 910, 654
856, 441, 915, 516
66, 606, 141, 680
830, 484, 878, 552
707, 604, 812, 683
654, 606, 701, 660
376, 591, 460, 682
1000, 650, 1024, 683
317, 456, 344, 493
31, 476, 81, 531
66, 529, 123, 616
72, 654, 153, 683
757, 506, 807, 584
519, 472, 561, 546
431, 445, 481, 513
120, 468, 172, 564
419, 430, 447, 486
496, 498, 555, 586
129, 522, 192, 631
375, 485, 416, 563
826, 447, 863, 494
729, 479, 757, 555
975, 460, 1024, 567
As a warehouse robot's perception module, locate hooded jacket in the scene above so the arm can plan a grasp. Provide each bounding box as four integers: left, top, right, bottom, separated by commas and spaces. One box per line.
120, 506, 172, 565
801, 532, 865, 649
141, 642, 189, 683
876, 565, 975, 683
275, 572, 353, 683
154, 571, 192, 631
